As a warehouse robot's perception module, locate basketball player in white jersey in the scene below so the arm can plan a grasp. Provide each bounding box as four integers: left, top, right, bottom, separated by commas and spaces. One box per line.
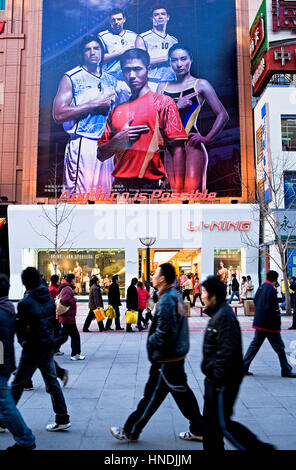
136, 5, 178, 91
53, 35, 127, 196
99, 8, 137, 81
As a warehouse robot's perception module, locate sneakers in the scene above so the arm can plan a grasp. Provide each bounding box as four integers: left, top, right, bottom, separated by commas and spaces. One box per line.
288, 326, 296, 330
70, 354, 85, 361
24, 386, 34, 391
6, 442, 36, 451
110, 426, 138, 442
46, 422, 71, 432
179, 431, 203, 441
61, 370, 69, 387
54, 351, 64, 356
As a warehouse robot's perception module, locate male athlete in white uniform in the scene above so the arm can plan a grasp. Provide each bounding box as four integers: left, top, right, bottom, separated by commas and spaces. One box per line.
53, 35, 127, 195
136, 5, 178, 91
99, 8, 137, 81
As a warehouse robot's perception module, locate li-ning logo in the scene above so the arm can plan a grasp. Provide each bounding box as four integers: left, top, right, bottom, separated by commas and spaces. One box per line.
0, 341, 3, 365
187, 221, 252, 232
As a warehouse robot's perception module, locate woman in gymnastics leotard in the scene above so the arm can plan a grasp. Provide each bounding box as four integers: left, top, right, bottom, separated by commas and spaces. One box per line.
157, 44, 229, 193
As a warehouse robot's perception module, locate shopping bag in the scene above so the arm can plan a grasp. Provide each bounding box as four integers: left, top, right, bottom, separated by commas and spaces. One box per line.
126, 310, 138, 324
183, 300, 191, 317
105, 305, 116, 319
55, 293, 70, 316
94, 307, 106, 322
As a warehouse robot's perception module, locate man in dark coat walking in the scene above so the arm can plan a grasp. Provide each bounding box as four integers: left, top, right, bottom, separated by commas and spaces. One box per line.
0, 274, 36, 450
105, 275, 124, 331
83, 276, 105, 332
110, 263, 204, 443
201, 275, 275, 452
10, 267, 71, 432
126, 277, 139, 333
243, 270, 296, 377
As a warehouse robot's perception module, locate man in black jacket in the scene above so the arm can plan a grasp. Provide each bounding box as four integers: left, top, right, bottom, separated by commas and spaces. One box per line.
0, 274, 36, 450
110, 263, 203, 442
201, 275, 274, 452
105, 274, 124, 331
10, 267, 71, 432
126, 277, 139, 333
243, 270, 296, 377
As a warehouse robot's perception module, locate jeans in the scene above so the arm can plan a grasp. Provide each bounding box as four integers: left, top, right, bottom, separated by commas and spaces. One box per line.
228, 291, 240, 303
57, 323, 81, 356
243, 330, 292, 375
0, 374, 35, 448
11, 349, 70, 425
124, 360, 203, 440
203, 378, 268, 452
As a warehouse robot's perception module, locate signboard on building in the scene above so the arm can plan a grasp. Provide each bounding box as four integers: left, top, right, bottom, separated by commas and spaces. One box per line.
37, 0, 242, 202
250, 0, 296, 96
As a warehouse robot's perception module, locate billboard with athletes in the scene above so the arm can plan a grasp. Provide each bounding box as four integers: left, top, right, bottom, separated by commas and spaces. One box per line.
37, 0, 241, 202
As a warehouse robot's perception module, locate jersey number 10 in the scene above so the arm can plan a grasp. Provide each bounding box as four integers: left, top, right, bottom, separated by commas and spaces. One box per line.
162, 42, 169, 50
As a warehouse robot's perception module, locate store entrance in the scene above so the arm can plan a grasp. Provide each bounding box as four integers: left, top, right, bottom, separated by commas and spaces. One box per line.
138, 248, 201, 282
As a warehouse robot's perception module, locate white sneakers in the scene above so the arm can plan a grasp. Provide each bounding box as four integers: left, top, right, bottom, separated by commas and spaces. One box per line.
46, 422, 71, 432
179, 431, 203, 441
70, 354, 85, 361
110, 426, 138, 442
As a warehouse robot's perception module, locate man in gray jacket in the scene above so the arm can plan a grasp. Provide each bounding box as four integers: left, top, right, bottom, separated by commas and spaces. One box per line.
110, 263, 203, 442
0, 274, 36, 450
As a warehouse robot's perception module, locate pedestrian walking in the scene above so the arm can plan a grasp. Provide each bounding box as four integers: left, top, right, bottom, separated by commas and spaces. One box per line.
240, 276, 247, 304
49, 274, 64, 357
143, 281, 154, 327
110, 263, 204, 443
246, 275, 254, 299
200, 275, 275, 452
10, 267, 71, 432
182, 274, 192, 306
243, 270, 296, 378
288, 276, 296, 329
83, 276, 105, 332
0, 274, 36, 450
105, 275, 124, 331
56, 273, 85, 361
137, 281, 150, 330
228, 273, 240, 304
192, 275, 204, 306
126, 278, 139, 332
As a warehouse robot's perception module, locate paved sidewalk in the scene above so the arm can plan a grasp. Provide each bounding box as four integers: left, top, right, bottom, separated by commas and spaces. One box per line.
1, 303, 296, 450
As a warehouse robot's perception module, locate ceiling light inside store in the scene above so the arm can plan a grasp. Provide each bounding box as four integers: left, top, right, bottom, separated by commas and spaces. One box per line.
153, 251, 178, 265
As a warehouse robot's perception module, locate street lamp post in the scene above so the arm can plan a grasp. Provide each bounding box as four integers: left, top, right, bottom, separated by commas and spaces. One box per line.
139, 237, 156, 286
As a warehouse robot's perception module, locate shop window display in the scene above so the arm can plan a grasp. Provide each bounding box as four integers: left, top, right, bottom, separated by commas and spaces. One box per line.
36, 249, 125, 296
214, 249, 246, 294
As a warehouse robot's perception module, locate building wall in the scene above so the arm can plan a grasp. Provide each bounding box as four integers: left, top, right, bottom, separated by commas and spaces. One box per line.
8, 204, 259, 299
0, 0, 255, 205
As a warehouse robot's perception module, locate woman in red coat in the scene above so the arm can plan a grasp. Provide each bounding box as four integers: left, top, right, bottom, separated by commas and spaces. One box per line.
57, 273, 85, 361
137, 281, 150, 330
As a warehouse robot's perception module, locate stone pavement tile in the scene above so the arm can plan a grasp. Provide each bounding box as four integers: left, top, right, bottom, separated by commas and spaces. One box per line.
80, 437, 130, 450
35, 428, 83, 450
66, 397, 98, 415
265, 435, 296, 450
240, 394, 283, 408
248, 408, 296, 436
275, 396, 296, 416
21, 393, 54, 409
97, 393, 134, 409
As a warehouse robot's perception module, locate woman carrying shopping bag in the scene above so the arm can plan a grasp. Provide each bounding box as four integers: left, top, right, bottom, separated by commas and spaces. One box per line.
83, 276, 105, 332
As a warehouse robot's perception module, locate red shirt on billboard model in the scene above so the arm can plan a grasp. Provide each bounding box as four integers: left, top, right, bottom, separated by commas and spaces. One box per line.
99, 90, 187, 180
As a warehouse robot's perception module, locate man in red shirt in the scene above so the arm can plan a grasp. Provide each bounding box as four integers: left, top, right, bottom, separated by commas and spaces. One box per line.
97, 48, 187, 193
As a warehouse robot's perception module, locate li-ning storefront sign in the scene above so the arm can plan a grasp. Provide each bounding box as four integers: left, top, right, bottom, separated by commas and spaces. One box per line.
187, 221, 251, 232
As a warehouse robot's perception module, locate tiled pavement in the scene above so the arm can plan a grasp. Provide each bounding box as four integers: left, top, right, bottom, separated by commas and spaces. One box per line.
1, 303, 296, 451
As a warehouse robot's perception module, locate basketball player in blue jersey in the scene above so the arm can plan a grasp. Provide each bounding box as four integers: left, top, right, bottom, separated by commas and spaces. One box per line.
99, 8, 137, 81
136, 5, 178, 91
53, 35, 128, 196
157, 44, 229, 193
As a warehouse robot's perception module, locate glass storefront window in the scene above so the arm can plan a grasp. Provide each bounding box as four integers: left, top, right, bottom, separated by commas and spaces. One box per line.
214, 248, 246, 289
23, 249, 125, 296
138, 248, 201, 280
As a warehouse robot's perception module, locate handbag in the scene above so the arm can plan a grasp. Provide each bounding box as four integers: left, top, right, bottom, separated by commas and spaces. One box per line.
105, 305, 116, 319
55, 293, 70, 316
94, 307, 105, 322
126, 310, 138, 324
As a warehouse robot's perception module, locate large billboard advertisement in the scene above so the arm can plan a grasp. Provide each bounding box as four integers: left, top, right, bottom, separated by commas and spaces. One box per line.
37, 0, 241, 202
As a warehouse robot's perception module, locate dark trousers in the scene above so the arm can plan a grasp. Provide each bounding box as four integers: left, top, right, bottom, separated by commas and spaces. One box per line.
144, 309, 153, 324
11, 349, 69, 425
83, 309, 105, 332
183, 290, 192, 305
203, 378, 268, 452
57, 323, 81, 356
192, 293, 204, 306
105, 306, 121, 330
124, 360, 203, 440
53, 319, 63, 353
138, 309, 145, 330
24, 359, 65, 389
243, 329, 292, 375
